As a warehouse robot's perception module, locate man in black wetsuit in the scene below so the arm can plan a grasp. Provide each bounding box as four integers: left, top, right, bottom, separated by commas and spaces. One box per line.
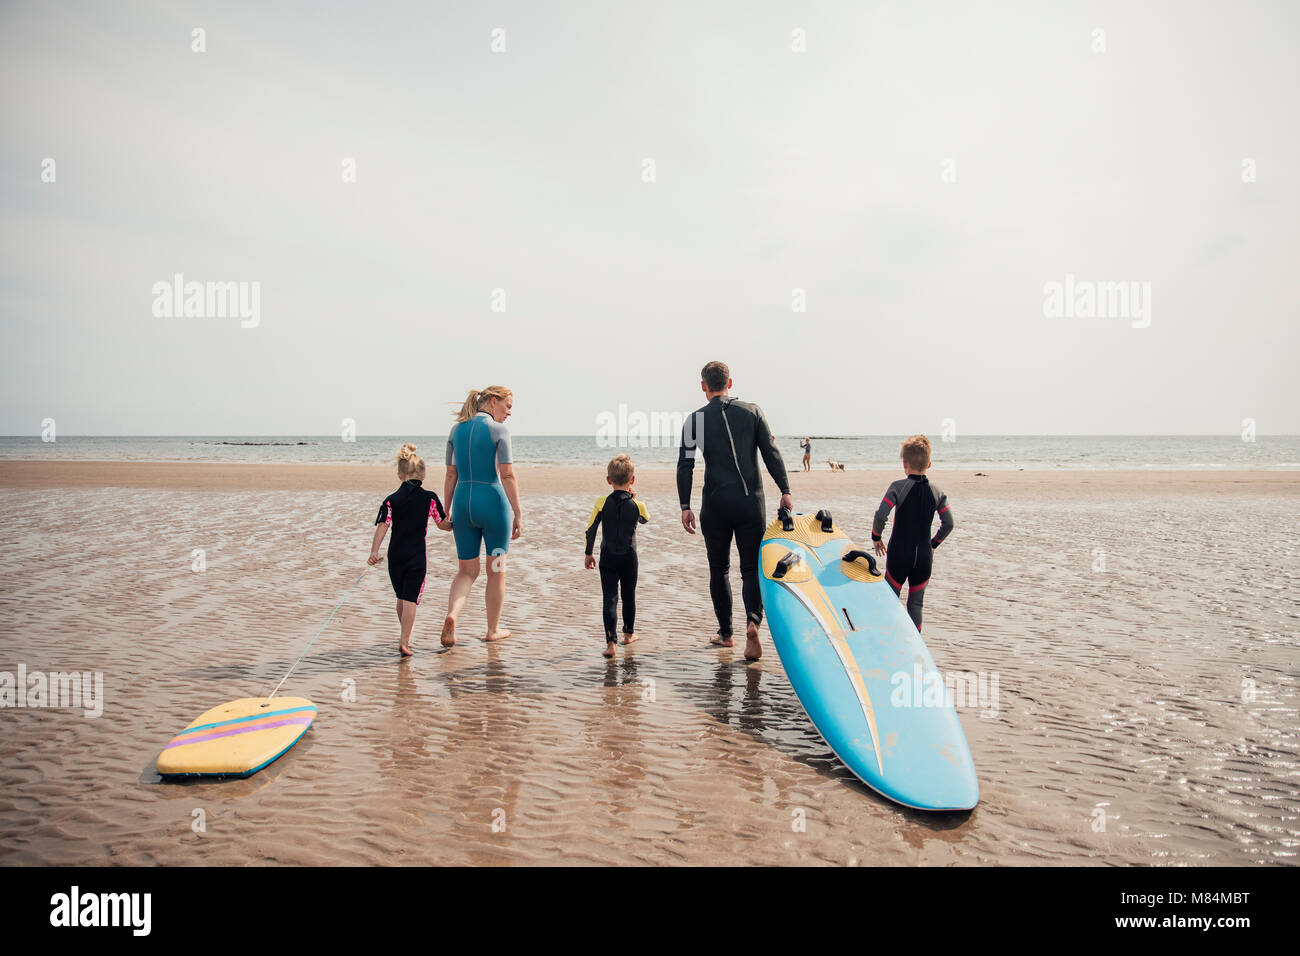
678, 361, 793, 661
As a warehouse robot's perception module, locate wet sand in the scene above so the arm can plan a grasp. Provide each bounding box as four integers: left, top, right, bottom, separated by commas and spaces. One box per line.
0, 461, 1297, 865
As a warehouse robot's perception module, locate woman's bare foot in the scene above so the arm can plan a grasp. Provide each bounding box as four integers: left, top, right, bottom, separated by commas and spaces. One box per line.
710, 634, 734, 648
440, 617, 456, 648
622, 632, 638, 645
602, 640, 617, 658
743, 622, 762, 661
485, 629, 512, 643
399, 643, 414, 657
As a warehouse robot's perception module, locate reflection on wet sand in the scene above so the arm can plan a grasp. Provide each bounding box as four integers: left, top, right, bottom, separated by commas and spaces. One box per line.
0, 479, 1296, 865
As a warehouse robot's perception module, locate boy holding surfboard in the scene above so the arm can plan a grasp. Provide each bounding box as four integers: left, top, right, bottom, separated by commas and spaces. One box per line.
871, 435, 954, 631
584, 454, 650, 658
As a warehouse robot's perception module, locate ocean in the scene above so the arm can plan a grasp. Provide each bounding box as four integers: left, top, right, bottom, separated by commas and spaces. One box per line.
2, 434, 1299, 470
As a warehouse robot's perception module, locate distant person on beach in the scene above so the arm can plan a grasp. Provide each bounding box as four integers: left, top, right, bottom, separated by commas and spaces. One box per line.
584, 454, 650, 658
800, 437, 811, 472
678, 361, 793, 660
441, 386, 522, 647
871, 435, 954, 632
368, 443, 452, 656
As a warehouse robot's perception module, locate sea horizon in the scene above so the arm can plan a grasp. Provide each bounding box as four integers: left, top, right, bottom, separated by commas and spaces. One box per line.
3, 434, 1298, 471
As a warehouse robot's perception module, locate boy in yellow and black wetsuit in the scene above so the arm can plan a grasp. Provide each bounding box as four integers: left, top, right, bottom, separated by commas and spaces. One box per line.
584, 454, 650, 658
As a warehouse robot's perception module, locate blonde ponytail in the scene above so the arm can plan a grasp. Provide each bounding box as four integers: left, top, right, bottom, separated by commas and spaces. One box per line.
452, 385, 512, 423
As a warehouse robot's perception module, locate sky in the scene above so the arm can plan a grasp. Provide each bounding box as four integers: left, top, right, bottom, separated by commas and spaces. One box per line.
2, 0, 1297, 437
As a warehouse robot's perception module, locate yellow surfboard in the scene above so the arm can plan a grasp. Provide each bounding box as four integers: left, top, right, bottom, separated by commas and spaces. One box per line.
156, 697, 317, 778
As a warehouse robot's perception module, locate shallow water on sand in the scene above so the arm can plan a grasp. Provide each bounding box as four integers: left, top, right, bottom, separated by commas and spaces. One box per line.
0, 486, 1296, 865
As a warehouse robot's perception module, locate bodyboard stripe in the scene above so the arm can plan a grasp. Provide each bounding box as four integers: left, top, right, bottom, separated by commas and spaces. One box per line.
175, 705, 316, 736
166, 716, 314, 750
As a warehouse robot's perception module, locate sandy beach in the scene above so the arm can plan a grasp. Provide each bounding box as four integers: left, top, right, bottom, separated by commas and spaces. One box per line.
1, 461, 1297, 865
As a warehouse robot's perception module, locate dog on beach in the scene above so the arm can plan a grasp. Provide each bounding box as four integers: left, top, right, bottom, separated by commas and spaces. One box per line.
826, 458, 845, 471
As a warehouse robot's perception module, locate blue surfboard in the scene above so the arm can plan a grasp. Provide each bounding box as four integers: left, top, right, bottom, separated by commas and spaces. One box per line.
758, 510, 979, 810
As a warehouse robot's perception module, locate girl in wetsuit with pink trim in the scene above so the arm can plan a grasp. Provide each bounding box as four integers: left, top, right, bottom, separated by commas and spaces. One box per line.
870, 435, 955, 632
368, 443, 452, 656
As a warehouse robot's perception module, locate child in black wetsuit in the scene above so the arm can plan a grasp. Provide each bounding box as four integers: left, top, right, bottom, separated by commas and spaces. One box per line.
368, 443, 451, 656
584, 454, 650, 658
871, 435, 954, 632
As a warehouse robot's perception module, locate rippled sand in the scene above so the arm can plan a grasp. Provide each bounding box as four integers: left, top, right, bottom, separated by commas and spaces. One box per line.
0, 463, 1296, 865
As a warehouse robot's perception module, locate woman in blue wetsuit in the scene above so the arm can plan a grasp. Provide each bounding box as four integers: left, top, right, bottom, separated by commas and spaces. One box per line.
439, 385, 522, 647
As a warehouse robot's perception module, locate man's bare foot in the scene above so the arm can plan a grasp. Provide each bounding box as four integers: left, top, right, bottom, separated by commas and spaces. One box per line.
399, 643, 414, 657
744, 622, 762, 661
710, 634, 734, 648
485, 629, 512, 643
440, 617, 456, 647
622, 632, 638, 645
603, 641, 617, 658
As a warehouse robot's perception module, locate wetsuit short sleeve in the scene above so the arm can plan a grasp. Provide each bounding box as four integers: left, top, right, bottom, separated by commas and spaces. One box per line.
491, 420, 513, 465
376, 499, 391, 527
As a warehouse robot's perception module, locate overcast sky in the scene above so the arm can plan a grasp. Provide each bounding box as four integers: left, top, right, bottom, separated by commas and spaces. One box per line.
2, 0, 1297, 436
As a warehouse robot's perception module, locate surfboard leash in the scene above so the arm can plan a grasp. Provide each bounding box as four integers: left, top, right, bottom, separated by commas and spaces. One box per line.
262, 565, 370, 705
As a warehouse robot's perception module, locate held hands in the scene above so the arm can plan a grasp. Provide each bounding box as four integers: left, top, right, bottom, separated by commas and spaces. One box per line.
436, 518, 453, 531
584, 554, 596, 570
